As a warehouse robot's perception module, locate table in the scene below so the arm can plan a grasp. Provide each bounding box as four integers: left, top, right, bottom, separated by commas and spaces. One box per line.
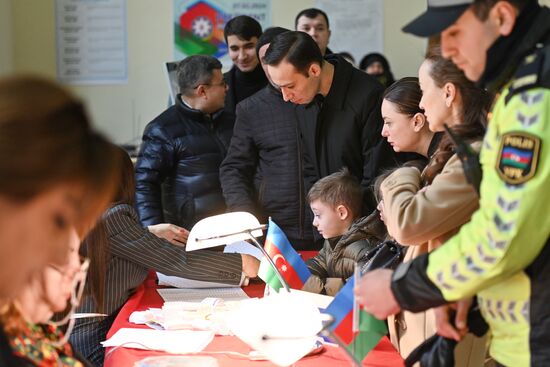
104, 263, 404, 366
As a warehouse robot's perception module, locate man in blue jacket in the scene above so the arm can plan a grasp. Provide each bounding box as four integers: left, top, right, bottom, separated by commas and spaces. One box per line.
135, 55, 231, 229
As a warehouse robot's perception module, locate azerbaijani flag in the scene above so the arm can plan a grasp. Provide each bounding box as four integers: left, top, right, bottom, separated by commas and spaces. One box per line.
258, 219, 311, 292
325, 276, 388, 362
501, 147, 532, 169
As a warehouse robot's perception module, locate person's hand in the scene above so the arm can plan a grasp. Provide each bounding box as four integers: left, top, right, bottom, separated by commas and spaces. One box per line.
147, 223, 189, 246
354, 268, 401, 319
241, 254, 260, 278
434, 298, 472, 341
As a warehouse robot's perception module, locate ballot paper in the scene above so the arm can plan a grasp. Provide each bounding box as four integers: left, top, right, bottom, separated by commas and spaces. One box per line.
101, 328, 214, 354
157, 287, 249, 303
129, 299, 238, 335
157, 273, 238, 289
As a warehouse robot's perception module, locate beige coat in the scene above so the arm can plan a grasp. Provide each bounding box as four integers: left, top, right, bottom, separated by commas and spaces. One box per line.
381, 143, 488, 366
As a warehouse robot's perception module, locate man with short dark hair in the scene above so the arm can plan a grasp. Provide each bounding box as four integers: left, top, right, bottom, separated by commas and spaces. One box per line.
135, 55, 232, 230
264, 31, 404, 216
223, 15, 267, 116
220, 27, 317, 250
355, 1, 550, 365
295, 8, 332, 56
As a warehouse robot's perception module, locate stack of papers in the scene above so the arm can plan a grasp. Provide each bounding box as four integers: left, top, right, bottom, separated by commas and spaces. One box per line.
157, 287, 248, 303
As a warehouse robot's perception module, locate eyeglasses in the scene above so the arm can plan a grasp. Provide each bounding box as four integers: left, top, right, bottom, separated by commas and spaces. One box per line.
50, 257, 90, 348
48, 255, 88, 281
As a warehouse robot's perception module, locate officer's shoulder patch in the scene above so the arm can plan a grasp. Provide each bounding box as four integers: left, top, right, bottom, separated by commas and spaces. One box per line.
505, 43, 550, 104
496, 132, 541, 185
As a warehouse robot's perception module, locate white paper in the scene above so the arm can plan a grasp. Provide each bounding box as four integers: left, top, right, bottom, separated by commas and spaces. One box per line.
157, 287, 249, 303
288, 289, 334, 310
157, 272, 241, 289
101, 328, 214, 354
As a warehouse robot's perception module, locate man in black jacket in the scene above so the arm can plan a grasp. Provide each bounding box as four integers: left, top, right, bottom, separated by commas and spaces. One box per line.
135, 55, 231, 230
220, 27, 317, 250
295, 8, 333, 56
264, 31, 400, 215
223, 15, 268, 117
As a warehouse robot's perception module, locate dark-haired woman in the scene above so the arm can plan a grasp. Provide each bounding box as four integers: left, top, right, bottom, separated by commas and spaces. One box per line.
380, 76, 439, 159
0, 76, 121, 366
70, 147, 260, 366
376, 50, 492, 365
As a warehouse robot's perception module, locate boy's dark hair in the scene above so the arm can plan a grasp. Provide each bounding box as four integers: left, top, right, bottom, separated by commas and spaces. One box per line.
307, 168, 363, 220
295, 8, 330, 29
256, 27, 290, 57
471, 0, 528, 20
263, 31, 323, 76
223, 15, 262, 43
177, 55, 222, 96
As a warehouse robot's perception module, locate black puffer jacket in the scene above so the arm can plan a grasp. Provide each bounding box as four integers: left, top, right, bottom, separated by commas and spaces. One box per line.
302, 211, 387, 295
220, 85, 315, 249
135, 96, 233, 229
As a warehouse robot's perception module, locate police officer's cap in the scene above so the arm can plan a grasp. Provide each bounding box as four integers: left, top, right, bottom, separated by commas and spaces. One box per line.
403, 0, 474, 37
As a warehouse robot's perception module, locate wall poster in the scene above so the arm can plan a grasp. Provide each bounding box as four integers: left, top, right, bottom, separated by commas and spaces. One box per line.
173, 0, 271, 70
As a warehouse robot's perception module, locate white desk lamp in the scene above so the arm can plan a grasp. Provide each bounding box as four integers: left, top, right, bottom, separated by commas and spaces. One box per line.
186, 212, 290, 292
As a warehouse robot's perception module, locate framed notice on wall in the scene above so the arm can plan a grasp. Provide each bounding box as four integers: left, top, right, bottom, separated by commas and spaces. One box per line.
55, 0, 128, 84
173, 0, 271, 70
315, 0, 383, 63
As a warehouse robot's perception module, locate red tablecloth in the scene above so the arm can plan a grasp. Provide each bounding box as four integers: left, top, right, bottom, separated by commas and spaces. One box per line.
104, 253, 404, 367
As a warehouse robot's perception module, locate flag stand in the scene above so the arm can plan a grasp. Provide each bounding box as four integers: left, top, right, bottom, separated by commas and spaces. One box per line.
321, 327, 362, 367
261, 314, 363, 367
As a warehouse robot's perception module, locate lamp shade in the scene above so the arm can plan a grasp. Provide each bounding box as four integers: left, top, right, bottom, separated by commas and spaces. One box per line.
186, 212, 264, 251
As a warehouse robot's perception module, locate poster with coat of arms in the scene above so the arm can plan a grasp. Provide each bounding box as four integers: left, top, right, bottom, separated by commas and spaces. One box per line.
173, 0, 271, 70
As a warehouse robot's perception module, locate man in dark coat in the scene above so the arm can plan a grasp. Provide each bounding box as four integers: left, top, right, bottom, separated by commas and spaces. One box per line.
223, 15, 267, 118
220, 27, 317, 250
264, 31, 402, 215
295, 8, 333, 56
135, 55, 231, 230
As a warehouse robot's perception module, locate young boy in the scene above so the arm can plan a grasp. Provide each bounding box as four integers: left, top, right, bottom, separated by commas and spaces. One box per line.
302, 168, 386, 296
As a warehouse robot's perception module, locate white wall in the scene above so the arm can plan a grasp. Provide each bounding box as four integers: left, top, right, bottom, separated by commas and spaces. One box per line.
0, 0, 13, 75
4, 0, 427, 144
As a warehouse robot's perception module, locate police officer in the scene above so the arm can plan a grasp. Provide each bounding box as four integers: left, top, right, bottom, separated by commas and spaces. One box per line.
355, 1, 550, 366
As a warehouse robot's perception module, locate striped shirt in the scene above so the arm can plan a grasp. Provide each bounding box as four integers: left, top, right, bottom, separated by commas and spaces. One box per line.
70, 204, 242, 366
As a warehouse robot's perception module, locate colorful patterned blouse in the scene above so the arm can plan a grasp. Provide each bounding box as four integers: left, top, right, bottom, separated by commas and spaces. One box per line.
8, 322, 84, 367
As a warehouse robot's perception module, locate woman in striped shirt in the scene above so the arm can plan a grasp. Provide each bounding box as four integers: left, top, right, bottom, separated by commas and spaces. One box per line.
70, 146, 259, 366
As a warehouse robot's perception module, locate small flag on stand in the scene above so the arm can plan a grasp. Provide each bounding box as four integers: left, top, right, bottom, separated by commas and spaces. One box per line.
325, 276, 388, 362
258, 219, 311, 292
